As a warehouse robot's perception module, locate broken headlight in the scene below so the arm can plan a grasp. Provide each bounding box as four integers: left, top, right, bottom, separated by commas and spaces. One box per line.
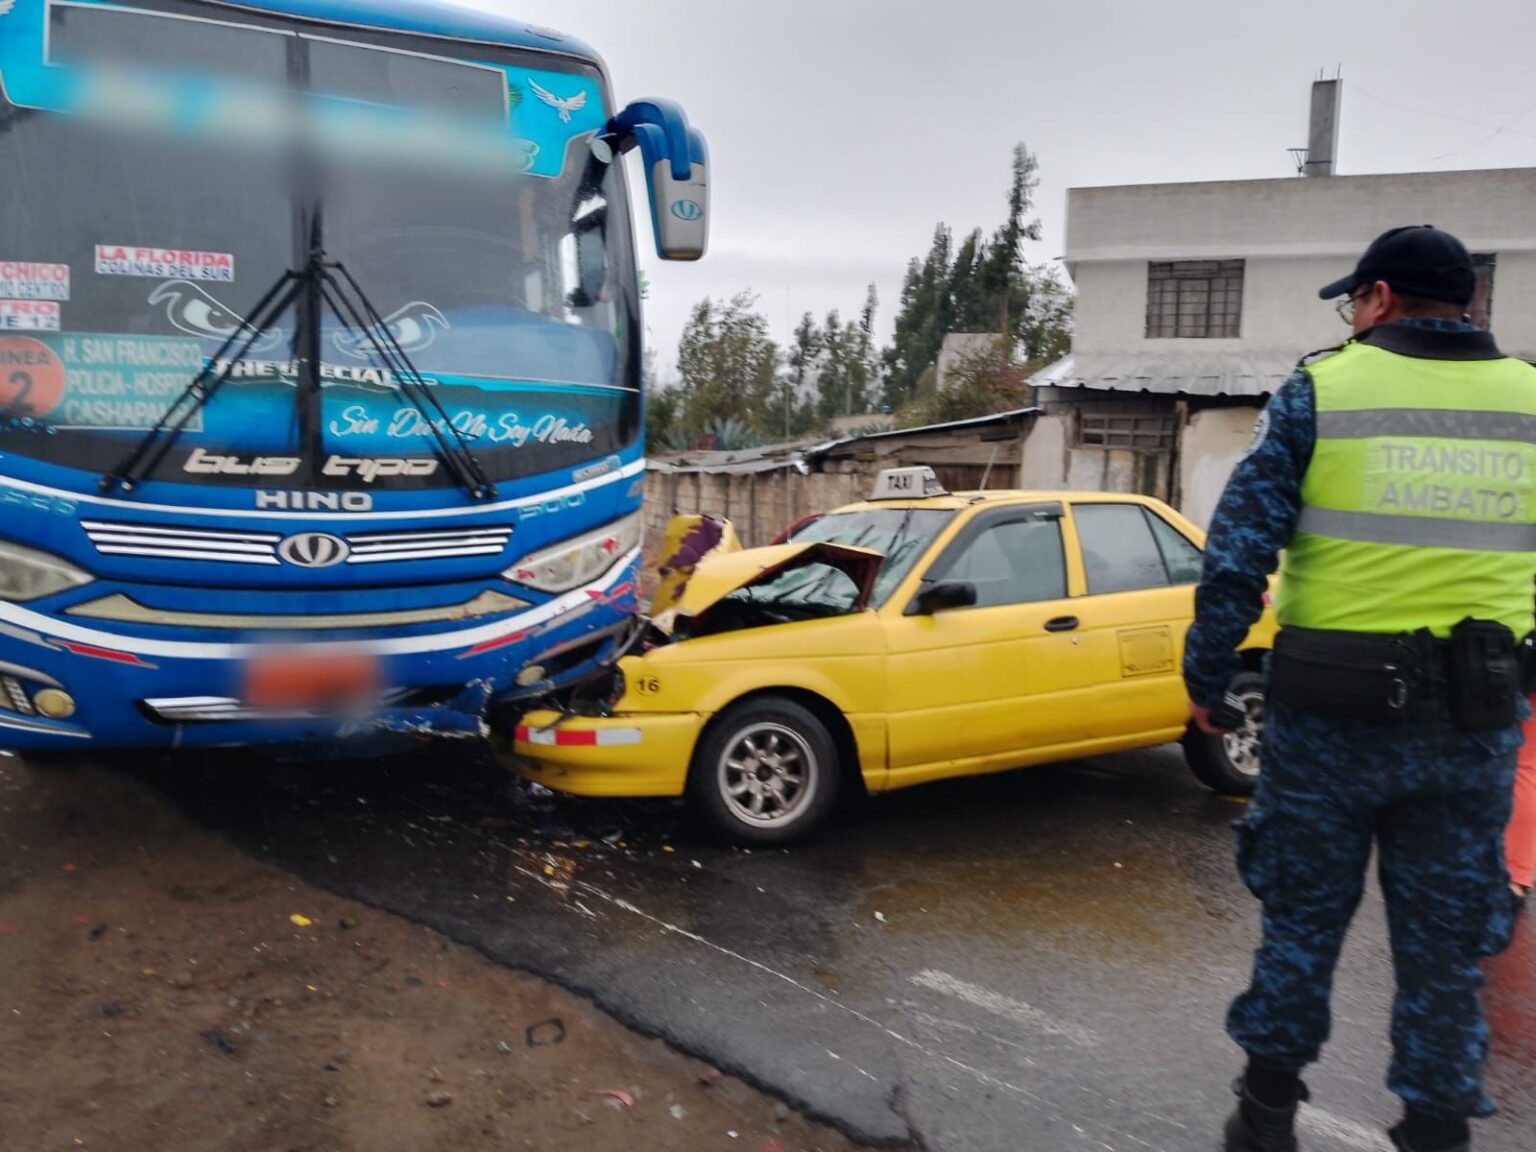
0, 539, 93, 602
503, 512, 642, 594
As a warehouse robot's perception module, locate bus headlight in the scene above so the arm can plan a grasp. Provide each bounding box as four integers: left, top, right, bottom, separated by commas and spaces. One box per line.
0, 540, 93, 602
503, 513, 642, 594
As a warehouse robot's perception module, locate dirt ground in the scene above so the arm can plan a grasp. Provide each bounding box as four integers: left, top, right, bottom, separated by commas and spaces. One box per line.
0, 755, 858, 1152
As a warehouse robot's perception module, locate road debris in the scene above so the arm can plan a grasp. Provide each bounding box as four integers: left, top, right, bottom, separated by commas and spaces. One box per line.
669, 1103, 687, 1120
289, 914, 313, 928
594, 1088, 635, 1110
526, 1017, 566, 1047
201, 1028, 238, 1057
698, 1067, 723, 1087
424, 1090, 453, 1108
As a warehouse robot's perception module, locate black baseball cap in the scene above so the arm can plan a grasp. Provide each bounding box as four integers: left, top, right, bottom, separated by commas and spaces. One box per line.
1318, 225, 1476, 306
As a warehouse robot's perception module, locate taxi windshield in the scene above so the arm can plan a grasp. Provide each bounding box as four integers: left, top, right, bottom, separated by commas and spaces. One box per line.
791, 508, 955, 606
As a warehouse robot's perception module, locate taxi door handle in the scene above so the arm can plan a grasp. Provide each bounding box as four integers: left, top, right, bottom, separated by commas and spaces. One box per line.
1044, 616, 1080, 633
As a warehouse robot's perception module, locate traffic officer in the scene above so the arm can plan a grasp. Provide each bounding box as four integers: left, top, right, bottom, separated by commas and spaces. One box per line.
1184, 225, 1536, 1152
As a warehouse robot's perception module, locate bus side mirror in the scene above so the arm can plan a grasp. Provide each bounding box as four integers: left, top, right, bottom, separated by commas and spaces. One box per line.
611, 99, 709, 262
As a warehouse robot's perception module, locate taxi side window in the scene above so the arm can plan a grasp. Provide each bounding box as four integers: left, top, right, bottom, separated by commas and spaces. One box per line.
1074, 504, 1176, 594
1146, 511, 1205, 584
932, 517, 1067, 608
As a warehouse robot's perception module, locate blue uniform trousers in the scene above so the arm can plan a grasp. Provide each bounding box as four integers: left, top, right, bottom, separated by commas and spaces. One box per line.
1228, 700, 1519, 1118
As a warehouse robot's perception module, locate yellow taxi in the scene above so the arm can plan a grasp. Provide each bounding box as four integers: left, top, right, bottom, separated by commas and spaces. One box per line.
514, 467, 1276, 843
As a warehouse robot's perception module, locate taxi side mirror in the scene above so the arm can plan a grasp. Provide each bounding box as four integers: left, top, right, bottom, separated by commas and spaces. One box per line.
908, 580, 977, 616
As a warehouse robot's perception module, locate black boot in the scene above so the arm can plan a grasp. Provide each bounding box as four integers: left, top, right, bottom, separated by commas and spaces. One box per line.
1388, 1113, 1471, 1152
1223, 1074, 1307, 1151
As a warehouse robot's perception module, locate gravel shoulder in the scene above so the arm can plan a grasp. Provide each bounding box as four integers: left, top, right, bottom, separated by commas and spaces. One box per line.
0, 755, 859, 1152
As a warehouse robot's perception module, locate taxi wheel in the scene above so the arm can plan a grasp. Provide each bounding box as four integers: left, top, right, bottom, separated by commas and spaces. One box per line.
1183, 672, 1265, 796
688, 697, 840, 845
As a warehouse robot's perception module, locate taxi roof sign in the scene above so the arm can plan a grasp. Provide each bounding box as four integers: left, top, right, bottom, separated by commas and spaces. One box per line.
870, 466, 948, 501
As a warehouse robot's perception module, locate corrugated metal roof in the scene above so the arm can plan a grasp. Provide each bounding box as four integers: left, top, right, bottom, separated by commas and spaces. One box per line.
648, 407, 1041, 475
647, 439, 820, 476
807, 406, 1039, 456
1027, 352, 1296, 397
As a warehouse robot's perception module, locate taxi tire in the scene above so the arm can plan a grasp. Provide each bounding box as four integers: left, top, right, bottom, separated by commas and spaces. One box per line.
688, 697, 840, 845
1182, 672, 1265, 796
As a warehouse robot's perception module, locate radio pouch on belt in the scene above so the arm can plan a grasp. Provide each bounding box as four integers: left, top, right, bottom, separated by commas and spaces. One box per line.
1448, 618, 1520, 732
1268, 628, 1414, 722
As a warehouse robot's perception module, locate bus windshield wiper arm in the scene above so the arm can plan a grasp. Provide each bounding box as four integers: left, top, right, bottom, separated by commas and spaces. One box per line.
100, 267, 304, 494
319, 261, 496, 501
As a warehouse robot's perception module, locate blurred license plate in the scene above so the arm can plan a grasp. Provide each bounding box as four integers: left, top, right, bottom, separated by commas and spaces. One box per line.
245, 653, 378, 709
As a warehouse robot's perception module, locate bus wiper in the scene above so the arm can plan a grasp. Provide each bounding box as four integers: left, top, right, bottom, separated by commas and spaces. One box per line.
100, 267, 304, 494
99, 255, 498, 501
318, 261, 496, 501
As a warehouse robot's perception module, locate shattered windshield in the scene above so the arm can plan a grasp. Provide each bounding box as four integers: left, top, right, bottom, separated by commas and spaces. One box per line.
786, 509, 955, 606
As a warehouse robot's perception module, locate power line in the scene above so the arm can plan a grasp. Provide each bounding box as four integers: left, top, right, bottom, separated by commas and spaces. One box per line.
1346, 82, 1536, 144
1425, 96, 1536, 163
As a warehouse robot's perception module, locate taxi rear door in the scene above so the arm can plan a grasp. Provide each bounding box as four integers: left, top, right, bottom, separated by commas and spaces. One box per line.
1062, 500, 1207, 741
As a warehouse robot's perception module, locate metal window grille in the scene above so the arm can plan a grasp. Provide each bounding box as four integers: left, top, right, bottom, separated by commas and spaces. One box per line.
1078, 412, 1177, 450
1145, 259, 1244, 339
1470, 253, 1496, 330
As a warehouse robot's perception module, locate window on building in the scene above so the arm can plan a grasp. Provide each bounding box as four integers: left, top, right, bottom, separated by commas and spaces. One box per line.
1145, 259, 1244, 339
929, 516, 1067, 609
1074, 504, 1174, 595
1470, 253, 1496, 330
1078, 411, 1178, 450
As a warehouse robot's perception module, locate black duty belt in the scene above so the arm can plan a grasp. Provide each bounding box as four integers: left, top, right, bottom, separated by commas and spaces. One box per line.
1268, 621, 1521, 731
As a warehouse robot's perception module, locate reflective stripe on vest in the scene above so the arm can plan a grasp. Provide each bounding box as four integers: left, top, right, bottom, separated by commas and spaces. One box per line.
1276, 339, 1536, 638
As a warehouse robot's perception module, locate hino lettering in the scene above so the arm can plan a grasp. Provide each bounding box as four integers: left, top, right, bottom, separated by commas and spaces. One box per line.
256, 490, 374, 511
184, 447, 302, 476
321, 455, 441, 483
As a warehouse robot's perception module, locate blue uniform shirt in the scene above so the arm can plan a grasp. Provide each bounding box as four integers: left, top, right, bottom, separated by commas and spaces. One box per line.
1182, 318, 1487, 708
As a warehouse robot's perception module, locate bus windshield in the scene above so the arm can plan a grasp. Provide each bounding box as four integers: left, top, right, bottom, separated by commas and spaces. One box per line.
0, 0, 638, 491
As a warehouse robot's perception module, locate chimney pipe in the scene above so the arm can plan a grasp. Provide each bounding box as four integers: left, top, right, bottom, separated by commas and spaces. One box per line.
1304, 78, 1341, 177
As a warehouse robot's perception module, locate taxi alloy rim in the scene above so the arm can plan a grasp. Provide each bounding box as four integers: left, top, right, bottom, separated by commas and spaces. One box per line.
718, 722, 818, 828
1222, 686, 1265, 780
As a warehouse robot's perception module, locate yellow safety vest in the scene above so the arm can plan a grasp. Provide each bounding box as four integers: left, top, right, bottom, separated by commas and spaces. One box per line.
1276, 336, 1536, 637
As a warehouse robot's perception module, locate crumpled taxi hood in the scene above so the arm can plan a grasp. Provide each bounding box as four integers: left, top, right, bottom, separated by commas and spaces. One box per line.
670, 542, 883, 618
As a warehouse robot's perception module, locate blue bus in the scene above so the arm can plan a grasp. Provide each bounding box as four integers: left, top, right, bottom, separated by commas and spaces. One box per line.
0, 0, 708, 751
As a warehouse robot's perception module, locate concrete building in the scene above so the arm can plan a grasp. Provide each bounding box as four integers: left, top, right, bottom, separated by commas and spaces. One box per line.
1025, 80, 1536, 527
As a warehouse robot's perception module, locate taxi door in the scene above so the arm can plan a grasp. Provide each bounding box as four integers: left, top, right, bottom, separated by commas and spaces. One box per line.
1062, 501, 1208, 740
882, 503, 1103, 781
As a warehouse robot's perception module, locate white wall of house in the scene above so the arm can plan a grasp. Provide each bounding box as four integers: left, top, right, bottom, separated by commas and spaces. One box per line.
1179, 408, 1261, 530
1018, 413, 1067, 490
1066, 167, 1536, 360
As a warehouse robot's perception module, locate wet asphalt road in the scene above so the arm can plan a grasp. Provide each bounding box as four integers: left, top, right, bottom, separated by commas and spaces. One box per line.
124, 743, 1535, 1152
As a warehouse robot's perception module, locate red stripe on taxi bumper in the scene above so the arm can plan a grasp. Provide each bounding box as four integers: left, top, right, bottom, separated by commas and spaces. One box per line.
515, 725, 641, 747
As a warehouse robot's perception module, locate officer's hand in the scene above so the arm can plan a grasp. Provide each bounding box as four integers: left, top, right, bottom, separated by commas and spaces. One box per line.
1189, 702, 1222, 736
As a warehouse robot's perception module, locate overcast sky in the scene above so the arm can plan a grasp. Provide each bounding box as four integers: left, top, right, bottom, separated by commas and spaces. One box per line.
465, 0, 1535, 380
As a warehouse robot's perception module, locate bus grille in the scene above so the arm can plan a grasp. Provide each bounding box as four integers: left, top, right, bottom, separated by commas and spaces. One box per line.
81, 521, 513, 567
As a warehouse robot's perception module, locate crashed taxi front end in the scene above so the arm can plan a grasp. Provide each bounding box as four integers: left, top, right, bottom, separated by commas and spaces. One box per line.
512, 523, 885, 797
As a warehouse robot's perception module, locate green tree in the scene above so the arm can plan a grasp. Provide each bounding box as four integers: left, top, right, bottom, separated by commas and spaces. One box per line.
816, 310, 848, 423
882, 224, 953, 408
785, 311, 822, 437
851, 283, 879, 414
645, 387, 681, 454
880, 143, 1073, 407
674, 292, 781, 444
